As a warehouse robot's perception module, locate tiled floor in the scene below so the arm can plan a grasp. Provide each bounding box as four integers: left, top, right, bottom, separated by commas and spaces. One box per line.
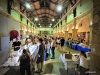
36, 46, 79, 75
34, 47, 62, 75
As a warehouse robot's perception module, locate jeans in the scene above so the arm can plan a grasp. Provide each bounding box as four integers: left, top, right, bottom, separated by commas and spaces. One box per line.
44, 50, 47, 61
51, 47, 55, 58
47, 48, 50, 55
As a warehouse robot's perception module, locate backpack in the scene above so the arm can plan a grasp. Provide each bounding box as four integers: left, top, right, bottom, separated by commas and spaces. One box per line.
20, 54, 30, 69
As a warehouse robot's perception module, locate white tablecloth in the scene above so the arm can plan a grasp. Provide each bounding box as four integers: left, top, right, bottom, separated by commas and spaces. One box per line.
1, 44, 39, 67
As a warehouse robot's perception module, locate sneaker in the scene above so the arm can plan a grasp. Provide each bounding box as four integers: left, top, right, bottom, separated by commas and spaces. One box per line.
51, 58, 54, 59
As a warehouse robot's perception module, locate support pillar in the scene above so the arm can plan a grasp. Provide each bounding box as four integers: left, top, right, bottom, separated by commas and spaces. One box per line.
56, 33, 58, 37
60, 32, 63, 37
58, 32, 60, 37
72, 29, 78, 40
26, 31, 29, 35
54, 33, 56, 37
65, 31, 68, 40
85, 32, 89, 44
89, 25, 92, 44
57, 33, 58, 37
90, 1, 100, 75
59, 32, 61, 37
72, 18, 77, 40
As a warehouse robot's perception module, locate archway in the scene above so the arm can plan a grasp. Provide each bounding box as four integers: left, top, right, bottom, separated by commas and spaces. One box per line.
76, 17, 91, 44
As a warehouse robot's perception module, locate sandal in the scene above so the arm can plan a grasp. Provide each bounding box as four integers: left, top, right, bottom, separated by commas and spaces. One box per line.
34, 70, 40, 73
40, 69, 42, 72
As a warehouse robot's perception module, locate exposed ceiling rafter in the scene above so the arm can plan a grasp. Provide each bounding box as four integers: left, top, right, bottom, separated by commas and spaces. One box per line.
36, 13, 57, 18
32, 7, 58, 16
19, 0, 77, 27
31, 0, 58, 5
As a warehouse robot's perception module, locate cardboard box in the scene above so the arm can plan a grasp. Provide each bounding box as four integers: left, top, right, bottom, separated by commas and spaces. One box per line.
65, 54, 72, 59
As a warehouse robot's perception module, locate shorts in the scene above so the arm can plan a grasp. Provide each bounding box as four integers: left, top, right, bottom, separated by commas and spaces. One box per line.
36, 57, 43, 64
57, 43, 60, 45
61, 44, 64, 47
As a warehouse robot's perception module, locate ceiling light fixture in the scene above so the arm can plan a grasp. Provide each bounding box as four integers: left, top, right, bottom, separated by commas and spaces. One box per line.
57, 5, 63, 12
25, 3, 31, 9
34, 17, 38, 21
50, 23, 52, 26
52, 18, 55, 21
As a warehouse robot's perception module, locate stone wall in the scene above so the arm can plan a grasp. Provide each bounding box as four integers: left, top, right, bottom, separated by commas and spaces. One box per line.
90, 0, 100, 75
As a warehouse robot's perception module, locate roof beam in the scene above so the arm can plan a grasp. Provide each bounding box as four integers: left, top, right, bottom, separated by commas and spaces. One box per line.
33, 12, 57, 18
32, 8, 58, 16
69, 0, 74, 6
31, 0, 58, 5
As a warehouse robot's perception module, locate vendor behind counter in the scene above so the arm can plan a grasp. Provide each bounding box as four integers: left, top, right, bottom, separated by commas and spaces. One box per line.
13, 38, 21, 51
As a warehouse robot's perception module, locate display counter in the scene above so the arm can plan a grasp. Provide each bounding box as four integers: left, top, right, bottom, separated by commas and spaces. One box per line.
0, 44, 38, 67
71, 44, 90, 53
76, 45, 90, 52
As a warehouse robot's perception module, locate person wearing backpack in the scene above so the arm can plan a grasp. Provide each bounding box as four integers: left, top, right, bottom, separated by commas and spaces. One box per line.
18, 49, 32, 75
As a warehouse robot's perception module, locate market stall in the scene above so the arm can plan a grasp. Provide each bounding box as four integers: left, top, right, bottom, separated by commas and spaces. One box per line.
0, 44, 38, 67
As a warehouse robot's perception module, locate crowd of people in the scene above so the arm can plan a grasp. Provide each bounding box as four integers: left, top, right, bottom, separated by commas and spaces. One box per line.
67, 37, 89, 48
12, 35, 89, 75
12, 36, 65, 75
